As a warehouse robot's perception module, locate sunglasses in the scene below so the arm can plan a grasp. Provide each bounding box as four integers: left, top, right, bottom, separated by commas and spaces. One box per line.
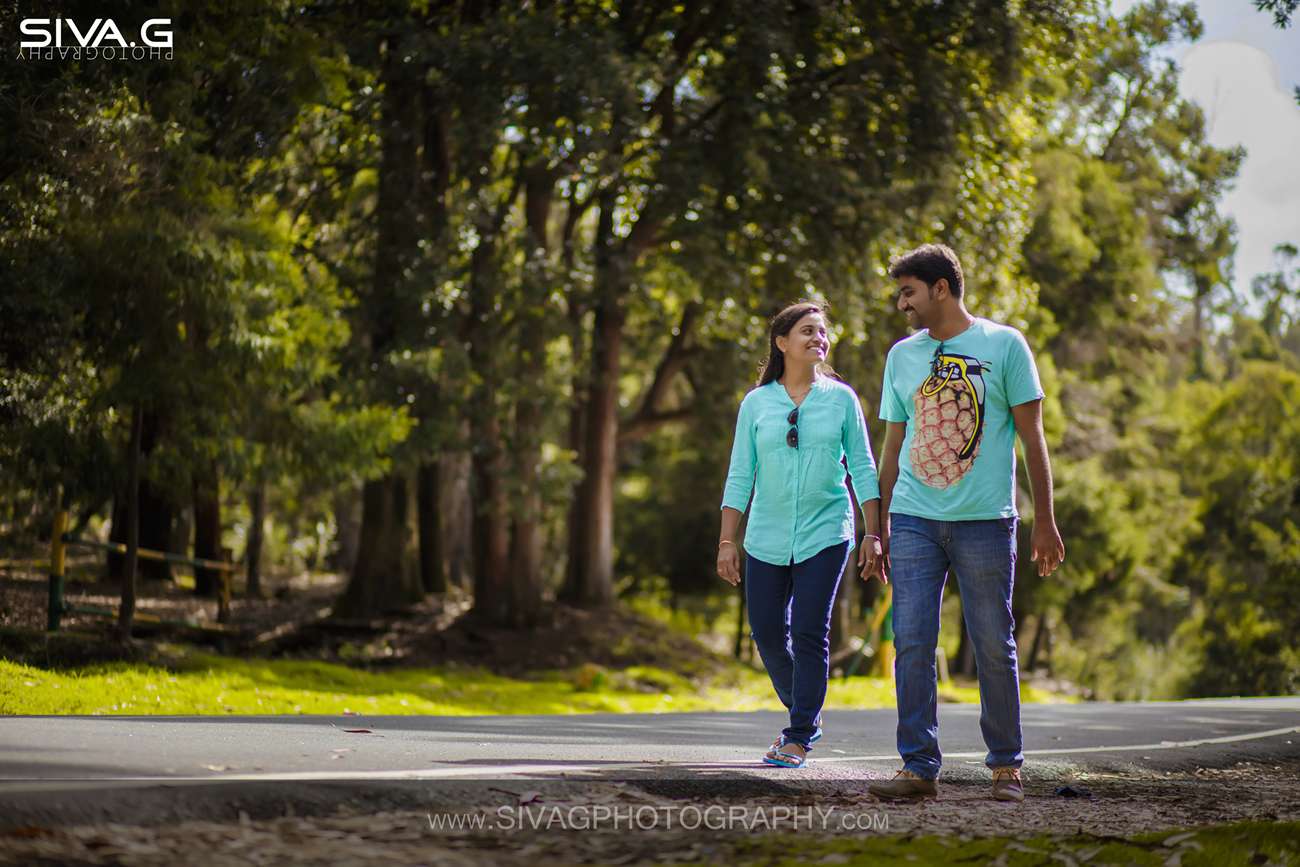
930, 341, 947, 378
786, 407, 799, 448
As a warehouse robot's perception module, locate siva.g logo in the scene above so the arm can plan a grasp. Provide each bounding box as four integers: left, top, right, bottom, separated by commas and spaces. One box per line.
17, 18, 174, 61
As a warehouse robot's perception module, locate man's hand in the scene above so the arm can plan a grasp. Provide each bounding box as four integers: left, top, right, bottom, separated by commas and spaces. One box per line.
1011, 400, 1064, 578
1030, 519, 1065, 576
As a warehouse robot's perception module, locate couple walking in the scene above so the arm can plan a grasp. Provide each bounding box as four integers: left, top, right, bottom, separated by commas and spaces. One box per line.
717, 244, 1065, 802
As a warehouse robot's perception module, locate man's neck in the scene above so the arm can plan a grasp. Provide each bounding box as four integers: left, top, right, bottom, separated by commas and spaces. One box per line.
927, 305, 976, 341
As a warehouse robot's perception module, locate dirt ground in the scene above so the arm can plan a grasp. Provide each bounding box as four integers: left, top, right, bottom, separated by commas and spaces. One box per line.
2, 757, 1298, 865
0, 566, 732, 680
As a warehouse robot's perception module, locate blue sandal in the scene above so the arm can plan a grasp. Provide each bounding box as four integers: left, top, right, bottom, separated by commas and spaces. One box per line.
770, 714, 823, 751
763, 740, 808, 768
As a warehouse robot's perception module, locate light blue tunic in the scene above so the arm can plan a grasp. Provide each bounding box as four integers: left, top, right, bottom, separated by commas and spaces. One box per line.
721, 376, 880, 565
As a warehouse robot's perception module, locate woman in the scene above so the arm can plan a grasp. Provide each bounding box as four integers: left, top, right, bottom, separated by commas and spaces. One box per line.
718, 301, 886, 768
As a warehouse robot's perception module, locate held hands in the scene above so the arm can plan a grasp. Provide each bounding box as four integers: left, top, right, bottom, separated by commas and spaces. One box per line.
858, 534, 888, 585
1030, 519, 1066, 577
717, 540, 741, 586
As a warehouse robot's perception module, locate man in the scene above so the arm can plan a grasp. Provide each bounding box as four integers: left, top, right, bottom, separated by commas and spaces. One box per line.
868, 243, 1064, 803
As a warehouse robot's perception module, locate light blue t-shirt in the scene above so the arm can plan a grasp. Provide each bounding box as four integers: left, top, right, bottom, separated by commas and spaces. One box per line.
721, 376, 880, 566
880, 318, 1043, 521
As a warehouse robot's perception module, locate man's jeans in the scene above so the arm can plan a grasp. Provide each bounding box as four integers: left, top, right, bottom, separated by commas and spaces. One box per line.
890, 513, 1023, 778
746, 540, 852, 748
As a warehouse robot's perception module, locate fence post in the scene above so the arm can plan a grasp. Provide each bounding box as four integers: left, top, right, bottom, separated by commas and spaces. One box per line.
47, 495, 68, 632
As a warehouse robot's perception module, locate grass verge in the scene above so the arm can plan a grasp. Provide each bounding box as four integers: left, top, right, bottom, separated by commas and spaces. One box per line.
726, 819, 1300, 866
0, 652, 1066, 715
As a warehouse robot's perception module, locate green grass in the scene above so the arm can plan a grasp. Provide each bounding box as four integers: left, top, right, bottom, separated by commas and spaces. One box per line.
724, 819, 1300, 866
0, 653, 1067, 716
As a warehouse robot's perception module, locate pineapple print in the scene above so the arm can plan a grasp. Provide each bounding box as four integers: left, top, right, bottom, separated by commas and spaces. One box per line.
909, 351, 989, 489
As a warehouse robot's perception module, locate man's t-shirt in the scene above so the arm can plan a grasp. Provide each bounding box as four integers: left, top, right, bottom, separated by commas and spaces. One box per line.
880, 317, 1043, 521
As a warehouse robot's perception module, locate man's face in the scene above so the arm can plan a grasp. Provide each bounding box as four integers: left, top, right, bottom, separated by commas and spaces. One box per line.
896, 275, 939, 329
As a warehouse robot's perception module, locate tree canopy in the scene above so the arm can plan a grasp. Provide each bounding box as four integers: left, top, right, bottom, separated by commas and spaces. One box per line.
2, 0, 1296, 696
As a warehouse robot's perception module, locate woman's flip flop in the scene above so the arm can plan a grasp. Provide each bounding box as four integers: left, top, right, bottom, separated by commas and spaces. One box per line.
770, 714, 823, 751
763, 745, 808, 768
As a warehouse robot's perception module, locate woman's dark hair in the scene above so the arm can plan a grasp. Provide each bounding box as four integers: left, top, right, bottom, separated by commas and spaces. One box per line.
888, 243, 964, 298
757, 301, 844, 387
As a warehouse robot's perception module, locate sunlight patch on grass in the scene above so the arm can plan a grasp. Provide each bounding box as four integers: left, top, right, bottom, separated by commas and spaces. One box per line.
1, 654, 1070, 716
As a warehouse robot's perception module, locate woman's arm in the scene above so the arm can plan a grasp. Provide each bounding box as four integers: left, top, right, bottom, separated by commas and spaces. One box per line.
718, 397, 756, 586
720, 397, 757, 513
717, 507, 744, 586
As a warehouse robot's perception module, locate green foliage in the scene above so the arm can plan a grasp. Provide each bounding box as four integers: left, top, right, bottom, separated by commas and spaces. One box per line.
1, 1, 1295, 699
1254, 0, 1298, 28
1170, 365, 1300, 695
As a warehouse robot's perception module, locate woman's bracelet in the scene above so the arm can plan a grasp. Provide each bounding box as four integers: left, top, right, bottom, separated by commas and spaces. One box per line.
863, 534, 881, 541
718, 540, 736, 548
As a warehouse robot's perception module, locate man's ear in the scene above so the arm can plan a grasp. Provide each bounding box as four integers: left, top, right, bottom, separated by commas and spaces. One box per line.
931, 278, 949, 301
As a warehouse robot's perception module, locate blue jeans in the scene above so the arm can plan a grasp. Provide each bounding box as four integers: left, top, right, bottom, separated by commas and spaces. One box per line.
745, 540, 852, 749
889, 513, 1022, 778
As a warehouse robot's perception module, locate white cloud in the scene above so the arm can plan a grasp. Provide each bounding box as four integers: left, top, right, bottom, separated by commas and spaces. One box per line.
1179, 41, 1300, 295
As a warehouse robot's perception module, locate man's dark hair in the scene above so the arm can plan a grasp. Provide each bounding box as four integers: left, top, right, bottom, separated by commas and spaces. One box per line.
889, 244, 964, 298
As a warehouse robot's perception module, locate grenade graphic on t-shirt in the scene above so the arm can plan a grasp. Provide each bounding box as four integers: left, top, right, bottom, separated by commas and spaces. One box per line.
909, 347, 990, 489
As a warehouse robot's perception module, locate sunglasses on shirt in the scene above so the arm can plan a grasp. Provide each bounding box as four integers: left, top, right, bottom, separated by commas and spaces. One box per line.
786, 407, 799, 448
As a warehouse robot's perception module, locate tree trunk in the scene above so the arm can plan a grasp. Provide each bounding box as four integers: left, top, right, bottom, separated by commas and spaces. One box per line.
417, 461, 446, 594
192, 461, 222, 597
561, 308, 588, 603
507, 420, 544, 625
465, 227, 512, 623
569, 196, 625, 608
107, 494, 126, 581
117, 404, 144, 642
463, 160, 523, 624
505, 165, 554, 626
330, 485, 362, 575
336, 35, 426, 617
108, 409, 171, 582
440, 445, 473, 589
171, 506, 191, 573
136, 482, 173, 582
1192, 274, 1207, 378
246, 478, 266, 598
570, 292, 624, 608
136, 409, 172, 583
470, 437, 512, 623
335, 474, 423, 618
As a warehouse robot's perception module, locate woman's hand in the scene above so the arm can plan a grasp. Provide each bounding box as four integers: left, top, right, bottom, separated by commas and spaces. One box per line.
858, 534, 888, 585
717, 541, 741, 586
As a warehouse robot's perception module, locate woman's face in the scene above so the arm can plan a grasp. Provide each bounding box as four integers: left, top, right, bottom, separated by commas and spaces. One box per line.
776, 310, 829, 368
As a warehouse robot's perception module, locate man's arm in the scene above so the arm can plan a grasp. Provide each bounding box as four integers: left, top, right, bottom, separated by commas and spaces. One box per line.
877, 421, 906, 571
1011, 399, 1065, 576
878, 421, 905, 518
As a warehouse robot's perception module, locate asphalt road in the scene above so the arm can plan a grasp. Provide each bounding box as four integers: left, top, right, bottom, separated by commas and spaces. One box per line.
5, 696, 1294, 785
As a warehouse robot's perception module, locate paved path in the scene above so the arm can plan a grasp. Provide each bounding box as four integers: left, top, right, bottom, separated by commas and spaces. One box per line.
3, 697, 1297, 787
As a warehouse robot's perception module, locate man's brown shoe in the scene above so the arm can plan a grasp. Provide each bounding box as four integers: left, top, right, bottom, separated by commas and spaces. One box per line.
992, 767, 1024, 802
867, 769, 938, 800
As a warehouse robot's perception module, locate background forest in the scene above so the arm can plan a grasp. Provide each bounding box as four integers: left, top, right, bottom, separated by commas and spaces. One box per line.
2, 0, 1297, 701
